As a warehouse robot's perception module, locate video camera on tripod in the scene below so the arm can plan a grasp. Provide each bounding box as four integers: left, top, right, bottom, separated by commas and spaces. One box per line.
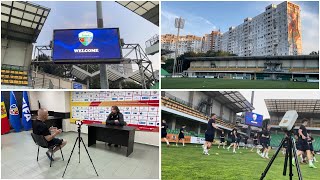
62, 120, 98, 178
260, 110, 303, 180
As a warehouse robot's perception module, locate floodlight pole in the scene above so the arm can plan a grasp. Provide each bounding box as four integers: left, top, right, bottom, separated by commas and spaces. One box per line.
173, 17, 184, 77
247, 91, 255, 136
96, 1, 109, 89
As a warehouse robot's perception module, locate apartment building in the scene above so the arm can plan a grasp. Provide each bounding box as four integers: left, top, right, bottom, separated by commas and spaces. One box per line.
161, 34, 202, 58
214, 1, 302, 56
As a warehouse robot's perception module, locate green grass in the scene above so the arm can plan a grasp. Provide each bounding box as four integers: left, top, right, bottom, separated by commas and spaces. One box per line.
161, 78, 319, 89
162, 144, 319, 180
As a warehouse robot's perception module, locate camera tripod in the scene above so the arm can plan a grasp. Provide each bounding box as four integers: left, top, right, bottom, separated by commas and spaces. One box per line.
62, 124, 99, 177
260, 130, 302, 180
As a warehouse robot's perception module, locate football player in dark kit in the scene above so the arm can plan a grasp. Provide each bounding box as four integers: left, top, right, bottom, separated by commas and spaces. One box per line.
260, 125, 271, 159
202, 113, 222, 155
176, 125, 186, 147
307, 133, 318, 163
218, 131, 226, 149
293, 119, 317, 168
243, 136, 249, 149
251, 132, 259, 153
236, 133, 242, 149
106, 106, 126, 147
227, 128, 238, 153
161, 120, 170, 147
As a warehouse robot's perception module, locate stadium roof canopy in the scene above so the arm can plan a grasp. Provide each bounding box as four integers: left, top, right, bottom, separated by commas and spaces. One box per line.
1, 1, 50, 43
203, 91, 254, 113
185, 55, 319, 61
265, 99, 320, 118
116, 1, 159, 26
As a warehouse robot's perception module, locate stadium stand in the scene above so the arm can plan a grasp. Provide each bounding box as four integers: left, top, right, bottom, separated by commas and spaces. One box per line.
289, 68, 319, 73
1, 64, 29, 86
183, 55, 319, 81
162, 96, 236, 129
188, 67, 264, 72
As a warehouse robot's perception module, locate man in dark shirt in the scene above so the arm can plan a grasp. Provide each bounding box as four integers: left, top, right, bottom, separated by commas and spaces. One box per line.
218, 131, 225, 149
106, 106, 125, 126
295, 119, 317, 168
243, 136, 249, 149
202, 113, 221, 155
307, 133, 318, 163
176, 125, 186, 147
251, 133, 259, 153
161, 119, 170, 147
33, 108, 67, 161
260, 125, 271, 159
227, 128, 238, 153
106, 106, 125, 147
236, 133, 241, 149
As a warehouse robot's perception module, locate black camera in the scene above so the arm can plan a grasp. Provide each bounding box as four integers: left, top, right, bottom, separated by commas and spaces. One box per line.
75, 120, 83, 126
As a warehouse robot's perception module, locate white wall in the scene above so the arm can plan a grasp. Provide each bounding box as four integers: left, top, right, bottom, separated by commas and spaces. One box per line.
192, 91, 207, 108
29, 91, 70, 112
166, 91, 190, 103
211, 100, 221, 116
1, 38, 33, 67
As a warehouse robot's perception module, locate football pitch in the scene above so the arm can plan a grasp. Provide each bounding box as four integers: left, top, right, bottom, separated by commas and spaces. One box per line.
161, 78, 319, 89
161, 144, 319, 180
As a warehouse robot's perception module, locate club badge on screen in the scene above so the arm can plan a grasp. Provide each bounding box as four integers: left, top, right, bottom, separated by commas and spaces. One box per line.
74, 31, 99, 53
78, 31, 93, 46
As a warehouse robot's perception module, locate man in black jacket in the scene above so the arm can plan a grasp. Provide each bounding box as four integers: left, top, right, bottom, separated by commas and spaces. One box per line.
106, 106, 126, 147
33, 108, 67, 161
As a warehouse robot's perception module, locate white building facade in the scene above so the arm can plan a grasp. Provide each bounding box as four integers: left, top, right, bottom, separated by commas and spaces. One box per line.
214, 1, 302, 56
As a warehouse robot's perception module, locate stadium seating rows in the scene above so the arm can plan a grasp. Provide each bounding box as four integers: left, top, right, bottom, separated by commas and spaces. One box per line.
162, 96, 236, 129
188, 67, 264, 72
1, 65, 29, 86
167, 129, 204, 137
289, 68, 319, 73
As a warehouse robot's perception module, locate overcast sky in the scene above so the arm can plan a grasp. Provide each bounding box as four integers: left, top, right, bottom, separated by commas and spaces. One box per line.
239, 91, 320, 118
162, 1, 319, 54
33, 1, 159, 71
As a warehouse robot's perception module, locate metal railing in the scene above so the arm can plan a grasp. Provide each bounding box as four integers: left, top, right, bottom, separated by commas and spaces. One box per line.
145, 34, 159, 48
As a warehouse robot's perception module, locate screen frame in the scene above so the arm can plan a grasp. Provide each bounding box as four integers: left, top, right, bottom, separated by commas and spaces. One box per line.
244, 112, 263, 127
52, 28, 123, 64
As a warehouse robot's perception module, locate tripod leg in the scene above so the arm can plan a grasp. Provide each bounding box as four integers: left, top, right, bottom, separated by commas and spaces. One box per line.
79, 135, 81, 163
291, 137, 303, 180
50, 148, 53, 167
37, 146, 39, 161
60, 146, 64, 161
283, 145, 289, 176
62, 137, 79, 178
288, 138, 293, 180
80, 137, 99, 176
260, 137, 286, 180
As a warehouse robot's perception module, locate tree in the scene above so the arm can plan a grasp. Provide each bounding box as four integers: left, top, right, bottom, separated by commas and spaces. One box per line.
162, 58, 174, 73
309, 51, 319, 55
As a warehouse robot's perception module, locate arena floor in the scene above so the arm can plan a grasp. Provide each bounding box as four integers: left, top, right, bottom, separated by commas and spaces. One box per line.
161, 144, 318, 180
161, 78, 319, 89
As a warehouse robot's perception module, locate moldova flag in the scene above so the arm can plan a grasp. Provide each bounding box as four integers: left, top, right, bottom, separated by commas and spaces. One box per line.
9, 91, 22, 132
1, 93, 11, 134
22, 91, 32, 131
